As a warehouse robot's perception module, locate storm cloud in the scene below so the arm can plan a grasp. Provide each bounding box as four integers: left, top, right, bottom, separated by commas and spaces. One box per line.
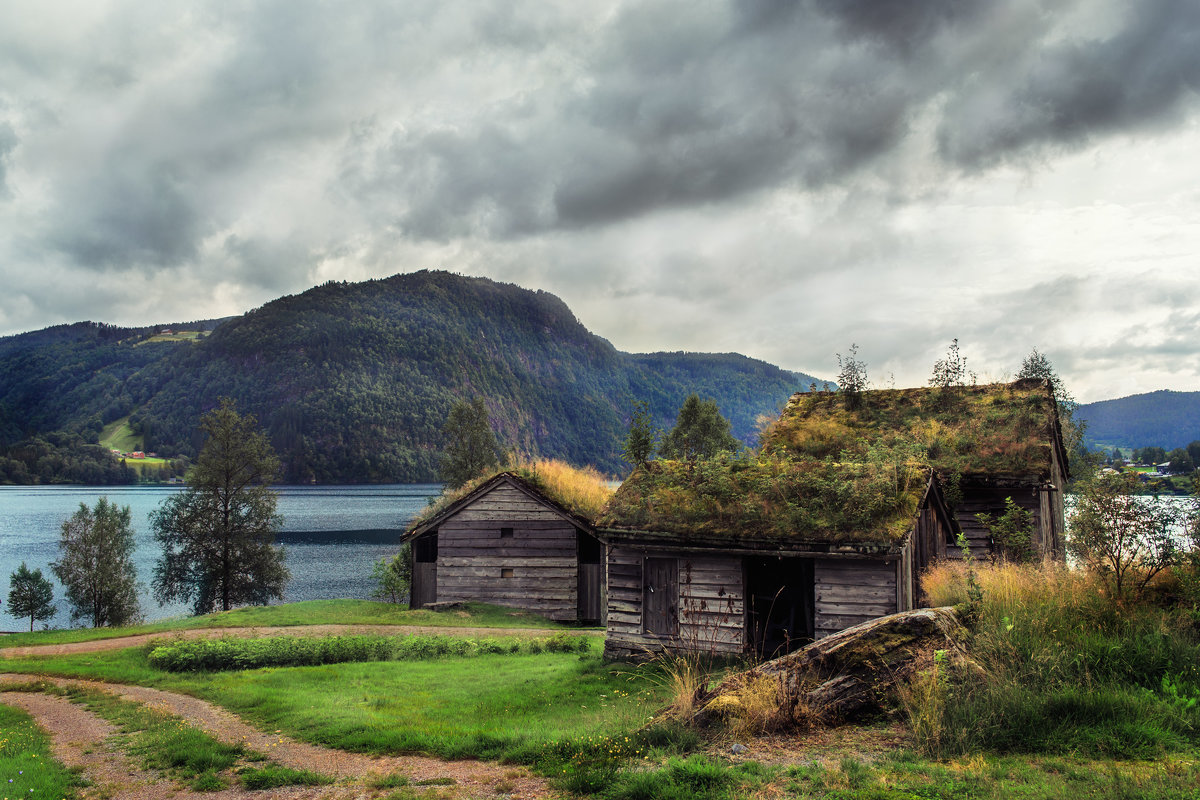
1, 0, 1199, 401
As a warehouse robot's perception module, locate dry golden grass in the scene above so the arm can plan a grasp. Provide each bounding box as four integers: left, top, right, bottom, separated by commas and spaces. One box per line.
410, 457, 613, 528
705, 674, 789, 739
922, 560, 1098, 615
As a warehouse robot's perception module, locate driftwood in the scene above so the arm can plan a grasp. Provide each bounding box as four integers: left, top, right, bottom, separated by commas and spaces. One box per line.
693, 607, 968, 728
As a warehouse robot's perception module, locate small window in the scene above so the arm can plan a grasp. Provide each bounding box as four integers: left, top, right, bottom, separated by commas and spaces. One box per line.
500, 527, 514, 539
501, 568, 514, 578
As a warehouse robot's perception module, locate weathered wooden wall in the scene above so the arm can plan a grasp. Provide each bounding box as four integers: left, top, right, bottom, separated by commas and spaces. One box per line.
435, 483, 583, 622
603, 548, 746, 659
678, 557, 744, 655
948, 483, 1058, 562
813, 559, 898, 639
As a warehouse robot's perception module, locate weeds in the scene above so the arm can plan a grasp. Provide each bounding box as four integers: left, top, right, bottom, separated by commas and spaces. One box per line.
911, 561, 1200, 758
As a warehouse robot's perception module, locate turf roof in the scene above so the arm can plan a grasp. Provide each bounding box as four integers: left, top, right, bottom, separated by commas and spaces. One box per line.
762, 378, 1063, 480
599, 453, 931, 544
599, 380, 1061, 544
407, 458, 613, 533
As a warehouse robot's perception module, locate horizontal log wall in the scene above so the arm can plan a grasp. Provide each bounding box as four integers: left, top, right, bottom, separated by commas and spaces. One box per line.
678, 556, 744, 655
437, 483, 580, 621
813, 559, 897, 639
948, 485, 1042, 562
604, 548, 746, 659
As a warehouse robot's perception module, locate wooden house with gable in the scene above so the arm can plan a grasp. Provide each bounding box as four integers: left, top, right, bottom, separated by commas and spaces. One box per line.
597, 378, 1068, 660
402, 465, 611, 624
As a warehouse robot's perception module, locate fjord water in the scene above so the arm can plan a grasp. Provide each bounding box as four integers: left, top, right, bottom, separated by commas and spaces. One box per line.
0, 484, 440, 630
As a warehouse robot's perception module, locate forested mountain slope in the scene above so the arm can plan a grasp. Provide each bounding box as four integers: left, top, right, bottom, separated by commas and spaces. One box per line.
1077, 390, 1200, 451
0, 271, 819, 483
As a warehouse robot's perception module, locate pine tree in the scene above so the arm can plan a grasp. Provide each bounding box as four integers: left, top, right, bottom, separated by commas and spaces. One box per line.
438, 397, 502, 489
151, 398, 289, 614
659, 395, 740, 460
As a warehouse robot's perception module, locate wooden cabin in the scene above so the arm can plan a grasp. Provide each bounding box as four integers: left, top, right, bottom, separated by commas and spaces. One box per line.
597, 378, 1067, 660
599, 462, 958, 660
403, 472, 606, 624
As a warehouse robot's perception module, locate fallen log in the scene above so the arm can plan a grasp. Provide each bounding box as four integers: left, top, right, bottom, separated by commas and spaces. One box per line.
693, 606, 968, 729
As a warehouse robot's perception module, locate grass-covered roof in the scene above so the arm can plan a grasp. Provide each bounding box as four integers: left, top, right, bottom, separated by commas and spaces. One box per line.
599, 451, 930, 545
762, 379, 1063, 480
407, 458, 613, 533
599, 380, 1060, 544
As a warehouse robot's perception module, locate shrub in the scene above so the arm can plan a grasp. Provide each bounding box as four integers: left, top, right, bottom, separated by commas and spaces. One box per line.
147, 632, 592, 672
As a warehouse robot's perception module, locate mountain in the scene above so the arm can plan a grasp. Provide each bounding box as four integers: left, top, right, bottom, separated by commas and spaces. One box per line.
0, 271, 822, 483
1077, 390, 1200, 451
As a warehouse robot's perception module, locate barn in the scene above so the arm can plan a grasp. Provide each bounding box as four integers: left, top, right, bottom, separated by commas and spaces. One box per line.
597, 378, 1068, 660
403, 468, 610, 624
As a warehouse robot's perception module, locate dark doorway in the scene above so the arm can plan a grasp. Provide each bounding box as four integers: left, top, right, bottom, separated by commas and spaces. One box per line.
746, 557, 814, 658
643, 557, 678, 636
577, 530, 603, 624
410, 531, 438, 609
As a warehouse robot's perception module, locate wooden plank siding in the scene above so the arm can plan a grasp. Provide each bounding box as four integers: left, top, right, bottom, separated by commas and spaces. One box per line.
434, 483, 582, 621
678, 557, 744, 655
813, 559, 898, 639
948, 484, 1047, 563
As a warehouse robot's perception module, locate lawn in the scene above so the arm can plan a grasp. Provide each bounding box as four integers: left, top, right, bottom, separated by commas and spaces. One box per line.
0, 599, 590, 649
2, 637, 668, 765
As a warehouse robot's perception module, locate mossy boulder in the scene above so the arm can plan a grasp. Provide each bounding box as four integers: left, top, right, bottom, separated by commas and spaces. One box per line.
693, 607, 967, 728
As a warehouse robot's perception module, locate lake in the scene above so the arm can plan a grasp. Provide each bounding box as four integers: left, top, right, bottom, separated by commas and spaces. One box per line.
0, 484, 440, 630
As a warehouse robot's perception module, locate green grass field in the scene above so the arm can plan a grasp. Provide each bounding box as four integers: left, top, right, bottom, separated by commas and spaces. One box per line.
4, 591, 1200, 799
0, 703, 85, 799
98, 417, 141, 453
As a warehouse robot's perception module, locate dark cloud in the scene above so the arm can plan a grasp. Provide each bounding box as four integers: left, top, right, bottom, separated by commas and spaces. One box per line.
813, 0, 990, 54
939, 0, 1200, 168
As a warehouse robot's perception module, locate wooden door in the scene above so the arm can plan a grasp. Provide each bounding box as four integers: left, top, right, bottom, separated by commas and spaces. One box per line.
410, 532, 438, 609
643, 557, 678, 636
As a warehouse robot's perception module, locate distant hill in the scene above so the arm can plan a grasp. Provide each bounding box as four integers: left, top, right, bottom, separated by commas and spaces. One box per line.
0, 271, 823, 483
1077, 390, 1200, 451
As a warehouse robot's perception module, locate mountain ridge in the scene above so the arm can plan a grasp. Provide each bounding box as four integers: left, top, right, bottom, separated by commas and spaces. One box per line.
0, 271, 822, 483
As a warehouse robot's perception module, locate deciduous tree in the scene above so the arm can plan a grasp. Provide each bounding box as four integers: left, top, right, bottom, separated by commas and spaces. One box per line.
151, 399, 289, 614
52, 497, 140, 628
836, 344, 869, 410
1068, 472, 1184, 602
438, 397, 503, 489
622, 399, 657, 468
371, 544, 412, 605
659, 395, 740, 460
7, 563, 55, 632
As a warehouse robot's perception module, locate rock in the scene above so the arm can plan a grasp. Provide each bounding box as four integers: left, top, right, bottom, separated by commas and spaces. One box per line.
693, 607, 967, 728
730, 743, 748, 754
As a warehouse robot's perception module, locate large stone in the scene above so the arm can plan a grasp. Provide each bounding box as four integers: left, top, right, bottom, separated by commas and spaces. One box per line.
693, 606, 967, 728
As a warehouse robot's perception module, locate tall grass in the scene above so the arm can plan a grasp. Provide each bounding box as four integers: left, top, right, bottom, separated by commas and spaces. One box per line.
915, 562, 1200, 758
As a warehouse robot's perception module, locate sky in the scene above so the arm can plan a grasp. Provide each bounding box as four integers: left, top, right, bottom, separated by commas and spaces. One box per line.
1, 1, 1199, 403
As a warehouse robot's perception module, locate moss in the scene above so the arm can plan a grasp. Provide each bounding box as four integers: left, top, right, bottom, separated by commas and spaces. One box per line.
763, 380, 1058, 479
599, 453, 926, 543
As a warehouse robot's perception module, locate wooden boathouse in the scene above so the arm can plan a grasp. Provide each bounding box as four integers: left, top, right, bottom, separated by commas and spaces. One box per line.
403, 471, 607, 624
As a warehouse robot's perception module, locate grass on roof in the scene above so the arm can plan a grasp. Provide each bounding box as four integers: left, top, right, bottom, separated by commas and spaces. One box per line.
599, 448, 928, 544
412, 457, 614, 528
762, 381, 1058, 478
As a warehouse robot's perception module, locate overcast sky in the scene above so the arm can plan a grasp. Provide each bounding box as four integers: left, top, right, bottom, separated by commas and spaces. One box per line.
2, 1, 1198, 402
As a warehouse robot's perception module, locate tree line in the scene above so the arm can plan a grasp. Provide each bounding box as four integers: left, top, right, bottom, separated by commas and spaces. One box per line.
5, 400, 288, 630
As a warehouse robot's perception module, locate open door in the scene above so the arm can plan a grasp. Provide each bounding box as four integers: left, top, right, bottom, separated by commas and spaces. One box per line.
746, 557, 813, 658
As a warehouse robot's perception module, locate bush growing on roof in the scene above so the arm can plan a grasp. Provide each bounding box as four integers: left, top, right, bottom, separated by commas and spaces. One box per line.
658, 395, 740, 460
